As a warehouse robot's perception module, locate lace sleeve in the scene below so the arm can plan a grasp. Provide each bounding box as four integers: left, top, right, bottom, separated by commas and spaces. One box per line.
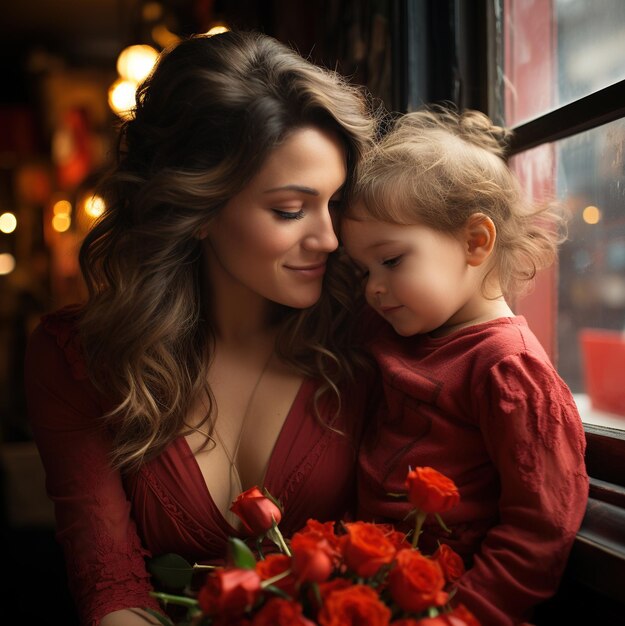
24, 313, 162, 625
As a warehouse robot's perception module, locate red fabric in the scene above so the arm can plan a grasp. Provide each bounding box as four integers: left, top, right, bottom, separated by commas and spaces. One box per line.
25, 306, 367, 625
357, 315, 589, 626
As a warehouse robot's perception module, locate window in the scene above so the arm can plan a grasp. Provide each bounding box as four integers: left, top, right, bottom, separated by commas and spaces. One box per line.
500, 0, 625, 436
493, 0, 625, 617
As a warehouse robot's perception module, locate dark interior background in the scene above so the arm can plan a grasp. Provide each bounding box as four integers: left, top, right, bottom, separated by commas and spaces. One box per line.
0, 2, 401, 622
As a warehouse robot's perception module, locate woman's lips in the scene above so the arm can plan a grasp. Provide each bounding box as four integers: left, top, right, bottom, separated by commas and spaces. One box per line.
285, 262, 327, 279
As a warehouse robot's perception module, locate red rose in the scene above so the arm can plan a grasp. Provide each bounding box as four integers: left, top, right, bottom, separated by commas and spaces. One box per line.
198, 568, 261, 616
387, 549, 447, 613
342, 522, 397, 577
318, 578, 352, 599
251, 598, 315, 626
318, 584, 391, 626
230, 486, 282, 535
295, 519, 342, 560
433, 544, 465, 583
390, 620, 421, 626
255, 553, 297, 597
305, 578, 353, 620
405, 467, 459, 514
376, 524, 412, 551
445, 604, 482, 626
291, 532, 335, 583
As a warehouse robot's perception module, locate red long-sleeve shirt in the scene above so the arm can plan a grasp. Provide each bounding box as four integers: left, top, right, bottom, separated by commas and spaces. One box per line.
358, 315, 589, 626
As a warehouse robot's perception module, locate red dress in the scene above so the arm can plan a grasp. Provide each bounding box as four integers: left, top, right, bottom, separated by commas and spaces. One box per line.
25, 306, 367, 625
358, 316, 589, 626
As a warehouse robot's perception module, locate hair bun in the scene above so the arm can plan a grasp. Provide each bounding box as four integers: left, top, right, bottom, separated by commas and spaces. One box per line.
457, 110, 512, 158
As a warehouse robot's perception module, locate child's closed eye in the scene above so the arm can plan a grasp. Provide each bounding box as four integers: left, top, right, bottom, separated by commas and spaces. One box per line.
382, 255, 402, 268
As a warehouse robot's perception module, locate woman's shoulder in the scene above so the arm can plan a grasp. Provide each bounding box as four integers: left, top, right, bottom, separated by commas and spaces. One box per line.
28, 303, 88, 381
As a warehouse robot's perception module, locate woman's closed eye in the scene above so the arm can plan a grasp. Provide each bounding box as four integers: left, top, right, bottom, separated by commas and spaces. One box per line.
273, 208, 305, 220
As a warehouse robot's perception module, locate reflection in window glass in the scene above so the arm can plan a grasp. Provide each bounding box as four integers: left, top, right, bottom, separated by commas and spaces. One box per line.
556, 119, 625, 409
504, 0, 625, 126
511, 120, 625, 424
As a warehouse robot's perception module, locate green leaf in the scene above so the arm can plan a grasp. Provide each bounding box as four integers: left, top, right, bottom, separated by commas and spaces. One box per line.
228, 537, 257, 569
147, 553, 194, 589
263, 584, 292, 599
150, 591, 200, 609
266, 526, 292, 556
434, 513, 452, 533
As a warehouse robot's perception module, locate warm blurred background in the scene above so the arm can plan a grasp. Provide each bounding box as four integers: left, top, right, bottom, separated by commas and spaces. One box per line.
0, 0, 397, 445
0, 2, 397, 621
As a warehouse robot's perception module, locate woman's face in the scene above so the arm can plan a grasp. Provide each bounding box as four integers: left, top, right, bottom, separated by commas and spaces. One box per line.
202, 126, 346, 310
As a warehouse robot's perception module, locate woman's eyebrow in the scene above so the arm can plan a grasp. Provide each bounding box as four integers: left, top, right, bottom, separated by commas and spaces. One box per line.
263, 184, 319, 195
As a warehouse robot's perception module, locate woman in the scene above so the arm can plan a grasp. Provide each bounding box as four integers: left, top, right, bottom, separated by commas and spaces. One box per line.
25, 31, 377, 625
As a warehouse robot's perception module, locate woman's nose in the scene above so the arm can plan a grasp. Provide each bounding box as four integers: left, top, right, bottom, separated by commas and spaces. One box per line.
304, 208, 339, 252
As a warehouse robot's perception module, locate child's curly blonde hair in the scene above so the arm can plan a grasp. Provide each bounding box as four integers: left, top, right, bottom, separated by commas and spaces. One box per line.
352, 105, 566, 298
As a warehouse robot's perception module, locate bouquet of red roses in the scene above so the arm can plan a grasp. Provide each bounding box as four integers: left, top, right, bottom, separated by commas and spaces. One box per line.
146, 467, 480, 626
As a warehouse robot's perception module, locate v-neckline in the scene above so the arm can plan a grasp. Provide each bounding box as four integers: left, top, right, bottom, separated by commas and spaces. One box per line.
179, 377, 312, 535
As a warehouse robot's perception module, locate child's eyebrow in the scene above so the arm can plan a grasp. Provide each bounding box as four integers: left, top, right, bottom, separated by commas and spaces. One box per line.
366, 239, 398, 250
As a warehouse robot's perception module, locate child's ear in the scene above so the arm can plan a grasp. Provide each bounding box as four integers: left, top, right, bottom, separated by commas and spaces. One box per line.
463, 213, 496, 266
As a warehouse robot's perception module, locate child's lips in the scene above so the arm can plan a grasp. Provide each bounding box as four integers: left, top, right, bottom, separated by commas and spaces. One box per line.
379, 305, 403, 315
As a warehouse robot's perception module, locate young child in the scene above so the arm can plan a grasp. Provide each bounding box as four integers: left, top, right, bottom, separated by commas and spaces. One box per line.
342, 107, 589, 626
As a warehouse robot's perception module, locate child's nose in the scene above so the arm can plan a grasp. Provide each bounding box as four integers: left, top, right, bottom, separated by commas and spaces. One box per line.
365, 275, 386, 302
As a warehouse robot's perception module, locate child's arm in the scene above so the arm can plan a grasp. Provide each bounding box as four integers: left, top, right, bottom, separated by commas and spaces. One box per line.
454, 350, 589, 625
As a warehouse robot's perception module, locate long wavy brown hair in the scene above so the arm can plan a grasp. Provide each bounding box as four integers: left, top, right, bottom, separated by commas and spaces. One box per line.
352, 106, 566, 299
79, 31, 378, 471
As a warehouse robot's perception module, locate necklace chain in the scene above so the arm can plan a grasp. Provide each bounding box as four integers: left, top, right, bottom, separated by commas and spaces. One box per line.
207, 348, 274, 498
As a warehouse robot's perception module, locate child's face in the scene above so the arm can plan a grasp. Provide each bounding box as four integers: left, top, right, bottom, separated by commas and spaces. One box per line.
341, 210, 482, 336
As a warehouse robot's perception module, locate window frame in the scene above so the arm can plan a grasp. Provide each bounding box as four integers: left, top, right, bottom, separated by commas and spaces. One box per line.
502, 53, 625, 493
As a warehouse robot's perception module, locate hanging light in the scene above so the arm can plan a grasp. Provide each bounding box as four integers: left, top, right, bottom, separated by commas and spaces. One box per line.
116, 44, 159, 83
582, 205, 601, 225
52, 214, 71, 233
108, 78, 139, 119
0, 253, 15, 275
83, 194, 106, 219
0, 212, 17, 234
109, 44, 160, 118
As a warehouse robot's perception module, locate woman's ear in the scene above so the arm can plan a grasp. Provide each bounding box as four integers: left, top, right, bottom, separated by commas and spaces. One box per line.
464, 213, 496, 266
